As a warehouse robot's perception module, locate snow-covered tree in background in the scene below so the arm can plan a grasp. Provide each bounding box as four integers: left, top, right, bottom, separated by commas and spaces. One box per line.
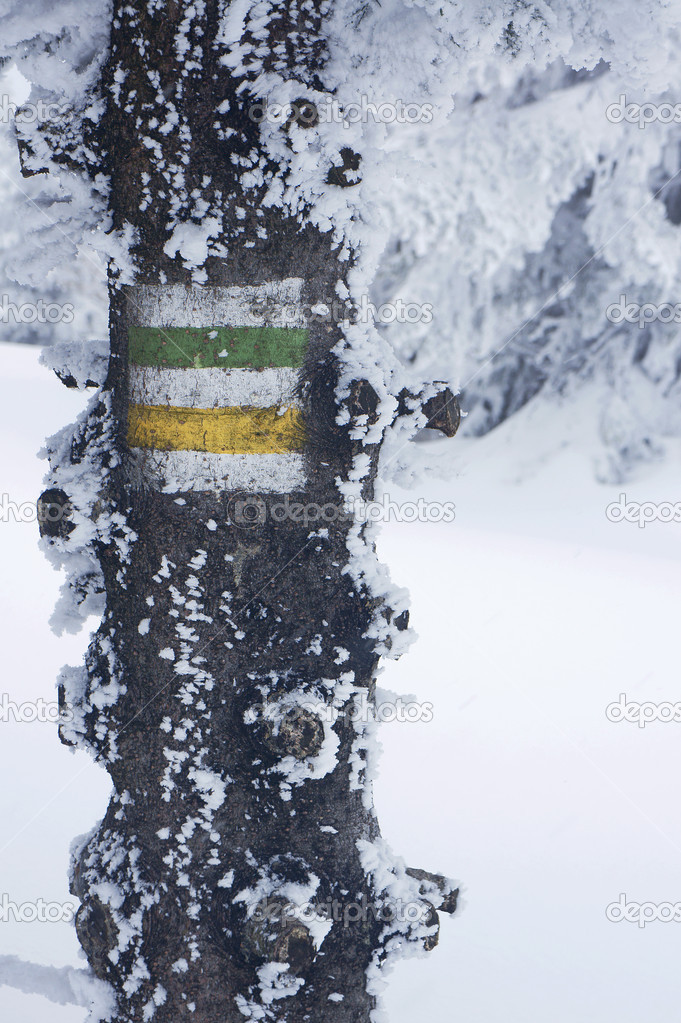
372, 35, 681, 483
0, 124, 107, 346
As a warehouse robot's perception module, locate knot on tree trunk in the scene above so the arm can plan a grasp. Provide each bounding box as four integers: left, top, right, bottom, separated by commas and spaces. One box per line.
74, 897, 119, 982
398, 384, 462, 438
327, 147, 362, 187
421, 388, 462, 437
261, 707, 326, 760
37, 488, 75, 539
241, 900, 316, 973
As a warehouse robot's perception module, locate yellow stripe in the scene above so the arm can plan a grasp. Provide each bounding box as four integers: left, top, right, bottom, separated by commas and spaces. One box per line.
127, 403, 306, 455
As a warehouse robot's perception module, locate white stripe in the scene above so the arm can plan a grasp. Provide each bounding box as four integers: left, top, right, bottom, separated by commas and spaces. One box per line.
128, 366, 301, 409
128, 279, 307, 328
129, 449, 307, 493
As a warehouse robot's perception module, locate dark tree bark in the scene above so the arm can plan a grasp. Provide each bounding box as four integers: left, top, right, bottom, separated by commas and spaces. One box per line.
25, 2, 459, 1020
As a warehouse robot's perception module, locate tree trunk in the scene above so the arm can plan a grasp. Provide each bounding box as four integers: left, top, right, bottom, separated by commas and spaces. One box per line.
29, 2, 459, 1019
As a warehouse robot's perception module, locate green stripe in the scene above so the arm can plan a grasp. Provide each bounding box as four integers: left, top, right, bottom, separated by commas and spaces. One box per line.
128, 326, 309, 369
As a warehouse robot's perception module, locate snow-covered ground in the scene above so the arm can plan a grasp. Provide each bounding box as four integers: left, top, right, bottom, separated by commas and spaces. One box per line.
1, 341, 680, 1020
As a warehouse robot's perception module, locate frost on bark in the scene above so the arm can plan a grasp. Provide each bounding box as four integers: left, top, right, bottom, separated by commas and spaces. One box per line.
21, 1, 459, 1020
